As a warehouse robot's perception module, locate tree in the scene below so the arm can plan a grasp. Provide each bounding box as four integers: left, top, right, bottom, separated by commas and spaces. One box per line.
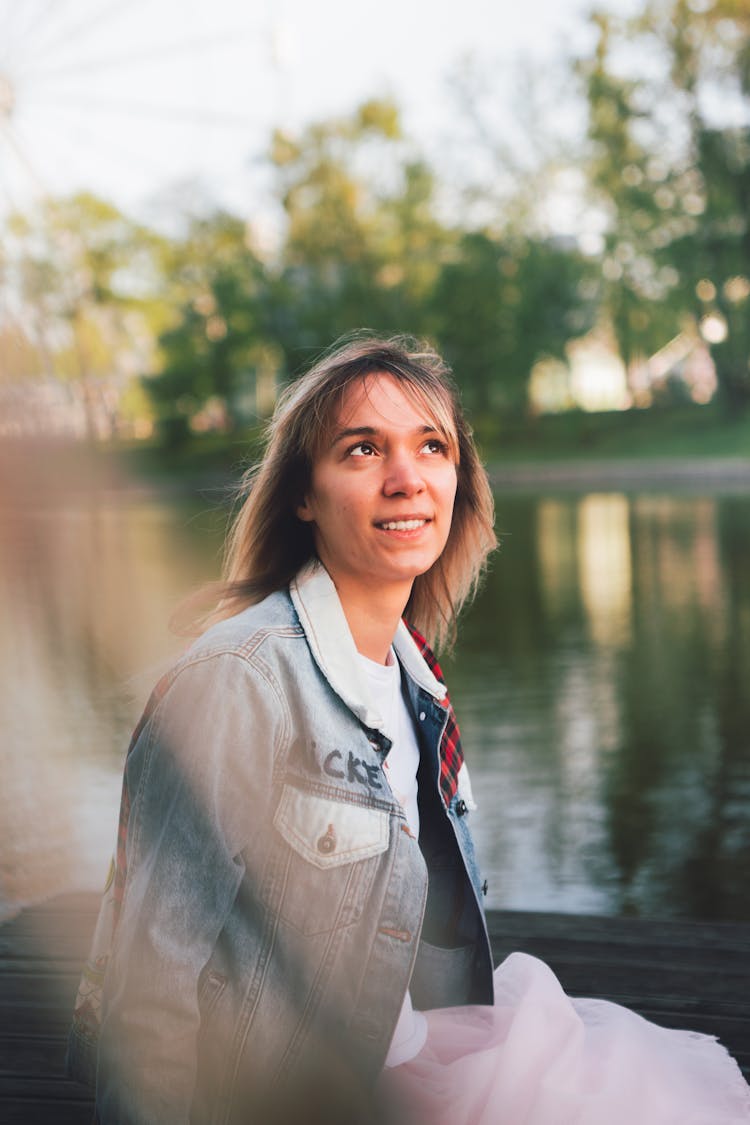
268, 98, 597, 416
3, 193, 160, 437
268, 99, 450, 369
143, 210, 273, 445
579, 0, 750, 408
431, 231, 596, 416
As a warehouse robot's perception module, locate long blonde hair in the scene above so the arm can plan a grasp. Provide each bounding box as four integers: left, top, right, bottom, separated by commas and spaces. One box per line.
213, 333, 496, 650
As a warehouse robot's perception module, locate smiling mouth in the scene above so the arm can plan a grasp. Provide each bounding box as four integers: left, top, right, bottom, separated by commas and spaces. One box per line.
376, 519, 428, 531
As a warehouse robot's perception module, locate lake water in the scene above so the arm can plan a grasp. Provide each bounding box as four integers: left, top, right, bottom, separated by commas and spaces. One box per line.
2, 469, 749, 922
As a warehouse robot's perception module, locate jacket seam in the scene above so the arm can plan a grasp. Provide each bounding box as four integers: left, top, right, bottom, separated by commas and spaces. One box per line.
119, 646, 294, 941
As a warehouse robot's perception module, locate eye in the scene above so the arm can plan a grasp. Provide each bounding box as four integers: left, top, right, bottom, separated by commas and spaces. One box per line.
421, 437, 449, 456
348, 441, 378, 457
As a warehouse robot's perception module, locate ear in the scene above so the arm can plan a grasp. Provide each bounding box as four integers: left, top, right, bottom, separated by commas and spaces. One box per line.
296, 496, 315, 522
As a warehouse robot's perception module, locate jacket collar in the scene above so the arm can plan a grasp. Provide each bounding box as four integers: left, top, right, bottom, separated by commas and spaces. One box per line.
289, 560, 447, 731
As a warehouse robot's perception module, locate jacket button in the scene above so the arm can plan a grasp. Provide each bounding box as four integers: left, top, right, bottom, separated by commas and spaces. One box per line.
455, 799, 468, 817
378, 927, 412, 942
419, 711, 426, 721
317, 824, 336, 854
481, 880, 489, 896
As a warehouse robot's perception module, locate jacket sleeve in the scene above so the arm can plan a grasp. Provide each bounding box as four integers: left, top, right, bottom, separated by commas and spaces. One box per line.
96, 651, 287, 1125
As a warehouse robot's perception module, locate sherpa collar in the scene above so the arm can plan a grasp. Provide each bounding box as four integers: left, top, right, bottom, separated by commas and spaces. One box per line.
289, 559, 447, 732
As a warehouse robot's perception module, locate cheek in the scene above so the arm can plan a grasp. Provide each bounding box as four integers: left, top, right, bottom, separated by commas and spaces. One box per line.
313, 488, 361, 531
324, 496, 357, 525
438, 470, 458, 516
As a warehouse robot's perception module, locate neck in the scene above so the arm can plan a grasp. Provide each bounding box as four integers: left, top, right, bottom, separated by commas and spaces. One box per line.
334, 579, 410, 664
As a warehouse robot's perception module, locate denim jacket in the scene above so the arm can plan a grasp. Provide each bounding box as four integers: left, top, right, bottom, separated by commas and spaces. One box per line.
77, 561, 494, 1124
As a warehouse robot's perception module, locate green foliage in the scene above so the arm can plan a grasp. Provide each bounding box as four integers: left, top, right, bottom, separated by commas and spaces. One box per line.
266, 99, 447, 368
143, 212, 271, 446
4, 0, 749, 443
2, 192, 163, 437
8, 192, 160, 320
580, 0, 750, 407
433, 232, 597, 414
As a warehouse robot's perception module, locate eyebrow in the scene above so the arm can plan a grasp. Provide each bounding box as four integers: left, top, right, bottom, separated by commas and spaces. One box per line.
330, 424, 441, 447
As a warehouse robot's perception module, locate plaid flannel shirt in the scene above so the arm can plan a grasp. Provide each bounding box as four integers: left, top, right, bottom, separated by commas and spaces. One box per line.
404, 622, 464, 811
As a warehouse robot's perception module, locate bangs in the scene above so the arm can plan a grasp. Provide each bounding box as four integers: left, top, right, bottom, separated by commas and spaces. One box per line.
390, 376, 460, 462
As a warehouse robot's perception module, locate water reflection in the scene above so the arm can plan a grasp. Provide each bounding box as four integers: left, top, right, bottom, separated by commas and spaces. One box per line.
1, 458, 748, 921
0, 446, 227, 919
449, 490, 750, 921
577, 494, 632, 648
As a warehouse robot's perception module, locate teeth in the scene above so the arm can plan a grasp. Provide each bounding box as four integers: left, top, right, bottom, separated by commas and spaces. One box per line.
379, 519, 426, 531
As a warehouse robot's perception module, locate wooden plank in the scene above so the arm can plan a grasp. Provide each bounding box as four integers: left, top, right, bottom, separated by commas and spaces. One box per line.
0, 893, 747, 1123
0, 905, 99, 963
0, 970, 87, 1003
0, 1036, 70, 1079
487, 910, 750, 955
0, 1076, 89, 1102
0, 1099, 94, 1125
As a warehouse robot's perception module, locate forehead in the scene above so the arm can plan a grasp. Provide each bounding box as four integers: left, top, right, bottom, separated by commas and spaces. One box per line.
330, 372, 451, 435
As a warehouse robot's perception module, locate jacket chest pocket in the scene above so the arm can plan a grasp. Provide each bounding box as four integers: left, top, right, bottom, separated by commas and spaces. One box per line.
270, 784, 391, 936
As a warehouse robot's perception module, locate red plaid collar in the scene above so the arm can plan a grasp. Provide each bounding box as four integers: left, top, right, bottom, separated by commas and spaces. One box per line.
404, 623, 464, 810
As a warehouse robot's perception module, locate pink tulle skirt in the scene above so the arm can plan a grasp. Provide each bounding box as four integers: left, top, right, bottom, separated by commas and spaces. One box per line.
382, 953, 750, 1125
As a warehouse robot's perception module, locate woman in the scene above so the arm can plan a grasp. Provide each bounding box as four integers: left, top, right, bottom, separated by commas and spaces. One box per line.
69, 334, 749, 1124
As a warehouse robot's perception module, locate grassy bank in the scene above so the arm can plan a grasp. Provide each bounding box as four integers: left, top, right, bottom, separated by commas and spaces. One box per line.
110, 428, 264, 486
111, 402, 750, 486
474, 402, 750, 462
8, 404, 747, 500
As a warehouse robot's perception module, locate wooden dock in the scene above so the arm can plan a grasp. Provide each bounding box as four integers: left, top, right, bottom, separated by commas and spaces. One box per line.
1, 894, 748, 1123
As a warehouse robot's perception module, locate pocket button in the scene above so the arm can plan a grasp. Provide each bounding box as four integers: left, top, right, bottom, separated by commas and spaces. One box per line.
317, 824, 337, 854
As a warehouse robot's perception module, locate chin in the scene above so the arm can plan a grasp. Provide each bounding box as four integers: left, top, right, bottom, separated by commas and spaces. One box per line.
390, 557, 441, 583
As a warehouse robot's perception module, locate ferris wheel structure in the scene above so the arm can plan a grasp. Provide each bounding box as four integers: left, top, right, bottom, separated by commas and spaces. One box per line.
0, 0, 287, 219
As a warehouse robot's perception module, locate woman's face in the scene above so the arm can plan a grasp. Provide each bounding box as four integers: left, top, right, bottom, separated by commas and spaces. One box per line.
297, 373, 458, 608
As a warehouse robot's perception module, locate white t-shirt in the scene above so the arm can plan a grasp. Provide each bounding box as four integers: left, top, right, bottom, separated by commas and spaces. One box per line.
357, 650, 428, 1068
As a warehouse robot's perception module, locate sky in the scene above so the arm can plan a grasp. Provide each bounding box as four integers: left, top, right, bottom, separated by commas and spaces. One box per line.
0, 0, 637, 222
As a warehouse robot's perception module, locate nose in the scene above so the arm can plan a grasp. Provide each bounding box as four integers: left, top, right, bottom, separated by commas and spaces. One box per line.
383, 450, 425, 497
